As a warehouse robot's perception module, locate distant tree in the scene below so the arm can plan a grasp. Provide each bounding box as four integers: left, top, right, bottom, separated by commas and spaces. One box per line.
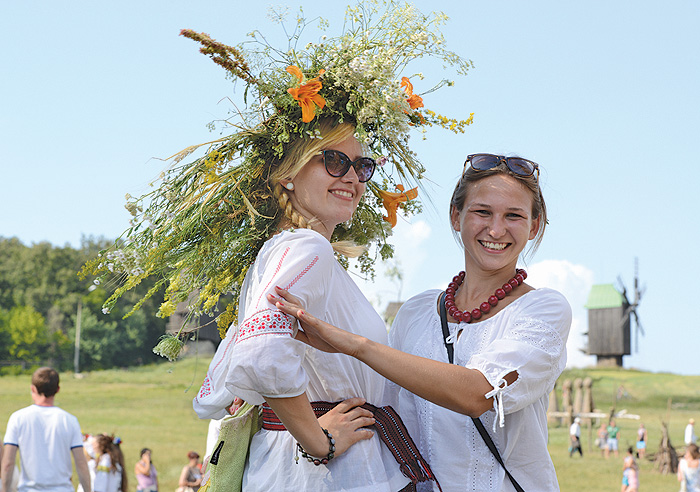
0, 236, 167, 371
0, 307, 11, 361
6, 305, 47, 361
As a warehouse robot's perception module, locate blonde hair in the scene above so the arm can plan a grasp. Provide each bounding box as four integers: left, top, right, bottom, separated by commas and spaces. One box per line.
270, 119, 367, 257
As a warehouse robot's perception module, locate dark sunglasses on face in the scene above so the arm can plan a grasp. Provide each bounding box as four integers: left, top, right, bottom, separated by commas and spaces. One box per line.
320, 150, 376, 183
464, 153, 539, 180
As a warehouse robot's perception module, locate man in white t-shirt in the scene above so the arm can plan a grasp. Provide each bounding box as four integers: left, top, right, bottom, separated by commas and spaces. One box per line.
1, 367, 91, 492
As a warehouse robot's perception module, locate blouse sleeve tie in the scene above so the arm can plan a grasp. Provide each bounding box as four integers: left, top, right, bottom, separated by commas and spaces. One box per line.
484, 377, 509, 431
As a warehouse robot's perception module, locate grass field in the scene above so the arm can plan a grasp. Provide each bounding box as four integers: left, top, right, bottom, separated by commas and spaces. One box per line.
2, 359, 699, 492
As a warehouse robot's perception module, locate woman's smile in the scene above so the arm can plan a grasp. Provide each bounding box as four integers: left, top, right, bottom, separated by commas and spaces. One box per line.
479, 240, 510, 251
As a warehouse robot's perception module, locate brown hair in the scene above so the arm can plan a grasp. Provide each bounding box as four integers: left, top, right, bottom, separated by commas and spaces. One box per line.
449, 159, 547, 257
31, 367, 60, 397
688, 444, 700, 460
187, 451, 200, 460
95, 434, 128, 492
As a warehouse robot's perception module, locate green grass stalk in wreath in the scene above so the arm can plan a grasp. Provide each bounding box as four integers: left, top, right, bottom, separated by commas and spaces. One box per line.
80, 0, 474, 361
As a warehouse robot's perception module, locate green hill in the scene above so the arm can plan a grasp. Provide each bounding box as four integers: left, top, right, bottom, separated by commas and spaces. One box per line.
1, 361, 698, 491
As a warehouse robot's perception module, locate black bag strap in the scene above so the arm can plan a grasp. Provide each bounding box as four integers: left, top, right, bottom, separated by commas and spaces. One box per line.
438, 291, 454, 363
438, 292, 525, 492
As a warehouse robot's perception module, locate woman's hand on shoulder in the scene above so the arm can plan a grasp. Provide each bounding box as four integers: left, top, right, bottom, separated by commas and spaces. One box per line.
269, 287, 365, 357
317, 397, 375, 457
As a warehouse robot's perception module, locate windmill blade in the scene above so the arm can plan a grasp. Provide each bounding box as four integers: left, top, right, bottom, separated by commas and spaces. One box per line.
638, 285, 646, 301
616, 275, 628, 297
631, 310, 645, 353
632, 310, 645, 336
618, 306, 633, 328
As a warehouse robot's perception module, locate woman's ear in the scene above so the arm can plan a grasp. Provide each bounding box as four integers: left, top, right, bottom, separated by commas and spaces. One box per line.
529, 215, 540, 240
450, 205, 461, 232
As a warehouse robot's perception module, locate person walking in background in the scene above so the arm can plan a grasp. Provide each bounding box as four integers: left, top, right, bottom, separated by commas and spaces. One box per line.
134, 449, 157, 492
597, 422, 609, 457
636, 422, 648, 460
570, 417, 583, 458
607, 419, 621, 458
686, 419, 697, 446
176, 452, 201, 492
621, 446, 639, 492
679, 443, 700, 492
1, 367, 91, 492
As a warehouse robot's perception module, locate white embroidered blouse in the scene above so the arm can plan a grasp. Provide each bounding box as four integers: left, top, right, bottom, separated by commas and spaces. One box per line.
93, 454, 123, 492
193, 229, 408, 491
388, 288, 571, 492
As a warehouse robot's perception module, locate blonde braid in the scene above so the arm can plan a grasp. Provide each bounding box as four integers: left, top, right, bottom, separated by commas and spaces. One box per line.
274, 183, 310, 230
272, 183, 366, 257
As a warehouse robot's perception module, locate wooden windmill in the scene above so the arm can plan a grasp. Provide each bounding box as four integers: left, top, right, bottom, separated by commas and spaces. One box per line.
584, 259, 645, 367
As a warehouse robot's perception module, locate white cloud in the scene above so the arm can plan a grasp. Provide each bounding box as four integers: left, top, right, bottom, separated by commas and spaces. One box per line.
527, 259, 596, 368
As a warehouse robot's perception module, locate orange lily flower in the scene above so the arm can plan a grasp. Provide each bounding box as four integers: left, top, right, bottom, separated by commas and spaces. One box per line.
401, 76, 424, 110
378, 184, 418, 227
287, 65, 326, 123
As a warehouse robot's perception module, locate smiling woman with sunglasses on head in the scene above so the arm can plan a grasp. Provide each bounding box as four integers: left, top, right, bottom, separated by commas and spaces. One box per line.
274, 153, 572, 491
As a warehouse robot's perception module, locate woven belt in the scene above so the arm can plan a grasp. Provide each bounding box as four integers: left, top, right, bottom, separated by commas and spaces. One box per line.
261, 400, 442, 492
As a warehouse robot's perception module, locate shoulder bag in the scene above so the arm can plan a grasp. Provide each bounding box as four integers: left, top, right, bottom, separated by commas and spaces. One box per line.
199, 402, 261, 492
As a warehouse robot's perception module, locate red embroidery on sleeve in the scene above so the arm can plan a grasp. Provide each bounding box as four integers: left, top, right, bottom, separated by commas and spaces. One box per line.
255, 247, 290, 307
195, 308, 292, 401
234, 309, 293, 343
197, 375, 213, 399
284, 255, 319, 290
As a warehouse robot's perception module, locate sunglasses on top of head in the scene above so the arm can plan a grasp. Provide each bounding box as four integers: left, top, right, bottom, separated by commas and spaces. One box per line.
464, 153, 539, 180
320, 149, 376, 183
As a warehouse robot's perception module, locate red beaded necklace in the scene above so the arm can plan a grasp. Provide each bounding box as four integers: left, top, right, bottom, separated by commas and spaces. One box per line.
444, 269, 527, 323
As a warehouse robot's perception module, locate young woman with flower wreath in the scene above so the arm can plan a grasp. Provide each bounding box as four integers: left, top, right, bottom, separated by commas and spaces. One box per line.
274, 154, 572, 491
92, 434, 126, 492
84, 3, 474, 491
195, 117, 431, 491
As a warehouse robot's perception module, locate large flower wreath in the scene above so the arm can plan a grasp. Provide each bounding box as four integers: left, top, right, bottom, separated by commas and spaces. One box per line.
81, 0, 474, 360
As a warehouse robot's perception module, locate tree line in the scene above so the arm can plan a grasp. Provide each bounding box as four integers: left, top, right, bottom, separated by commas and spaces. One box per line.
0, 237, 168, 374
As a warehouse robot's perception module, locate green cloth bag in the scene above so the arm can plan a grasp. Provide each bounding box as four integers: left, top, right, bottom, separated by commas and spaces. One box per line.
200, 403, 261, 492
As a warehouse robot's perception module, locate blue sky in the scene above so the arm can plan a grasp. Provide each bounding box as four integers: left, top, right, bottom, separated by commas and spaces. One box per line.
2, 1, 699, 374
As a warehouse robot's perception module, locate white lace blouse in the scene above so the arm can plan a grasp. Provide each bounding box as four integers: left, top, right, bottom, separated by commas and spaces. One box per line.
388, 288, 571, 492
193, 229, 408, 492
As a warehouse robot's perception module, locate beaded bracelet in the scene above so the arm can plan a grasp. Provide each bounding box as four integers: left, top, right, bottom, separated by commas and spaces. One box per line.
295, 428, 336, 466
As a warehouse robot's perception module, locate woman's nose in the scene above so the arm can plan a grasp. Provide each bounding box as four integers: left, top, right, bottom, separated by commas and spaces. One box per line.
341, 164, 360, 183
489, 217, 507, 238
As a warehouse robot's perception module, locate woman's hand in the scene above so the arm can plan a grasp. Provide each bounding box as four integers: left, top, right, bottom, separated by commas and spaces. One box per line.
265, 395, 374, 460
227, 397, 244, 414
268, 286, 365, 357
316, 397, 375, 457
